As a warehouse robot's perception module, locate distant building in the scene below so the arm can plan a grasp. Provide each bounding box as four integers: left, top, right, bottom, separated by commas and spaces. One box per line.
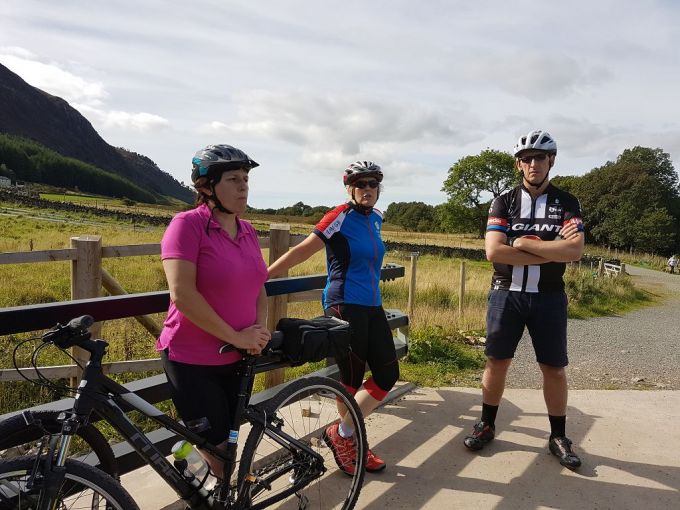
0, 176, 11, 188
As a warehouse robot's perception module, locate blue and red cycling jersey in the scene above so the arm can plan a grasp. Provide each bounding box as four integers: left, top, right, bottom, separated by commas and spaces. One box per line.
313, 203, 385, 308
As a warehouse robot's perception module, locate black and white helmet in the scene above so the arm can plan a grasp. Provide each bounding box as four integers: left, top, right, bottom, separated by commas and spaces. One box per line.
191, 144, 259, 184
513, 130, 557, 157
343, 161, 383, 186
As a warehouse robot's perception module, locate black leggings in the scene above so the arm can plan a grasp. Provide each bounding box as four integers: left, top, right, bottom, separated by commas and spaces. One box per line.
325, 304, 399, 401
161, 350, 240, 445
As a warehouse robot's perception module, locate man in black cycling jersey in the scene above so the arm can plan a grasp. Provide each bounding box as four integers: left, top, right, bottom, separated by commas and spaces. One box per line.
463, 130, 585, 470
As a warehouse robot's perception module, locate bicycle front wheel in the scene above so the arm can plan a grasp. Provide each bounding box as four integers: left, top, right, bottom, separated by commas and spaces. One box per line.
0, 456, 139, 509
239, 376, 367, 510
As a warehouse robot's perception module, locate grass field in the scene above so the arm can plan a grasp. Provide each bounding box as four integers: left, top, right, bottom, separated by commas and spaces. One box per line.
0, 205, 657, 416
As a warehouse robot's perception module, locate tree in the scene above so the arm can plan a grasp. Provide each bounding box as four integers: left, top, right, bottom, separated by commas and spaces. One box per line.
552, 146, 680, 254
441, 149, 517, 236
384, 202, 437, 231
435, 201, 482, 234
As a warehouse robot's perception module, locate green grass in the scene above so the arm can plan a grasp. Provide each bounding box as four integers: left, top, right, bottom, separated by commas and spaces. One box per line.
40, 193, 123, 206
564, 266, 654, 319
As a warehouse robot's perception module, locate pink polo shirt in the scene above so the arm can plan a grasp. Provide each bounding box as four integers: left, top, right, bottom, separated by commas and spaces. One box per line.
156, 204, 267, 365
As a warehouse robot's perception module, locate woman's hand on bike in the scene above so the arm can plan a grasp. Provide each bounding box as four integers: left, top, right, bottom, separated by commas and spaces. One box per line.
232, 325, 271, 355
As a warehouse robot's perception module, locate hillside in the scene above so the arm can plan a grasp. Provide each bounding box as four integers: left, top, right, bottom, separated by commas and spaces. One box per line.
0, 62, 193, 204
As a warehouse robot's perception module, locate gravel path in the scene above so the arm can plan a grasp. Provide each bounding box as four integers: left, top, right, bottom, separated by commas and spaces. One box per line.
505, 265, 680, 390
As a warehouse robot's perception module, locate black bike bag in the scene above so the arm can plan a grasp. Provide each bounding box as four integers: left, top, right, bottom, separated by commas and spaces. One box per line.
275, 316, 351, 366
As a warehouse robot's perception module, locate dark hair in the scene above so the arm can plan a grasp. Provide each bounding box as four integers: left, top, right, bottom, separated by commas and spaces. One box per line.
193, 177, 212, 207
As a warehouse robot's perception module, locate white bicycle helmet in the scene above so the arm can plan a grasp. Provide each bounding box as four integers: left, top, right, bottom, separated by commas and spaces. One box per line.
513, 130, 557, 157
343, 161, 383, 186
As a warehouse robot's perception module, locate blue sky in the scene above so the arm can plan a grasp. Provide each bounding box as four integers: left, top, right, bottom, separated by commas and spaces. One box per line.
1, 0, 679, 209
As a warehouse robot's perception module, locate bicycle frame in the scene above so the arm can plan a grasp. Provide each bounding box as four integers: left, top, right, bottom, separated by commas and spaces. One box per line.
44, 338, 325, 510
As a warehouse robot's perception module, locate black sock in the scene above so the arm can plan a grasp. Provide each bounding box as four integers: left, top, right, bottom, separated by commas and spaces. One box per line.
481, 403, 499, 427
549, 415, 566, 438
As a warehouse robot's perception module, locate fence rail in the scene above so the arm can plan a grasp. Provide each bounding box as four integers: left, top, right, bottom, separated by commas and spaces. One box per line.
0, 265, 406, 381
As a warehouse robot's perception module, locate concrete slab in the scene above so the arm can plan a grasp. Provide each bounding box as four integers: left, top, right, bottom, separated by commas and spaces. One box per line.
121, 387, 680, 509
357, 388, 680, 510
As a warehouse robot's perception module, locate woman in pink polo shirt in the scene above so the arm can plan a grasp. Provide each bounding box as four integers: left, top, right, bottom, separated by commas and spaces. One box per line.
157, 144, 270, 476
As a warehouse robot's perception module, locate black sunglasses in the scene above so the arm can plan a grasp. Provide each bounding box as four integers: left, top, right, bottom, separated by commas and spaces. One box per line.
519, 154, 549, 164
353, 180, 379, 189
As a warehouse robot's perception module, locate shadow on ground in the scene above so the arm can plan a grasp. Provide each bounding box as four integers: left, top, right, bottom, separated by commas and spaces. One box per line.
357, 387, 679, 510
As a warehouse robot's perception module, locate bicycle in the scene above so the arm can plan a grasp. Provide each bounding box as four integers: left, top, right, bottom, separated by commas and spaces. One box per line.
0, 315, 367, 509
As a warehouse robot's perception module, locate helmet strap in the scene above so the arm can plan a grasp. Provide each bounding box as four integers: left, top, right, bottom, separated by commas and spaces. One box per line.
208, 183, 234, 214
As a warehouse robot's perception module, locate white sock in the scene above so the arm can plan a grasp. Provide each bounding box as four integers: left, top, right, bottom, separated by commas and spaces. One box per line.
338, 421, 354, 439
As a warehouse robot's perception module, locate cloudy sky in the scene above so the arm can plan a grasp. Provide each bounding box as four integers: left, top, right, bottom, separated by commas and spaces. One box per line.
1, 0, 679, 209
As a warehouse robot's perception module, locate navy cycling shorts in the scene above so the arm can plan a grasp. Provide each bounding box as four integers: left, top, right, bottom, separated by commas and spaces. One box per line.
485, 289, 569, 367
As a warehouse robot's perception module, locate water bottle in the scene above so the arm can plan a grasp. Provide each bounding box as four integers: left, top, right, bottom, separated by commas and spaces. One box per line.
171, 440, 216, 491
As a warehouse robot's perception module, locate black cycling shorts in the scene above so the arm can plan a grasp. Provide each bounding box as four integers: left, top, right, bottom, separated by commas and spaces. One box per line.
324, 304, 399, 399
485, 289, 569, 367
161, 350, 240, 445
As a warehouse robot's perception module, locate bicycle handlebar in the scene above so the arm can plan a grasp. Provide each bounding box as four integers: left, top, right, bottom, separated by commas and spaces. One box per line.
42, 315, 285, 358
42, 315, 94, 348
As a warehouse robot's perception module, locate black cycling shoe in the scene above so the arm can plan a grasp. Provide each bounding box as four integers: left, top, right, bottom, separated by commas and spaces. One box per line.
464, 421, 495, 451
549, 436, 582, 470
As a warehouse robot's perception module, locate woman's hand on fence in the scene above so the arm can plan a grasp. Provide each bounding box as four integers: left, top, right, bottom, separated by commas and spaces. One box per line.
232, 325, 272, 355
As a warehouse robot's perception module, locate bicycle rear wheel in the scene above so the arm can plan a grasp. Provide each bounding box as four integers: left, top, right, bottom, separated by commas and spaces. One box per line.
0, 410, 118, 479
0, 456, 138, 509
239, 376, 366, 510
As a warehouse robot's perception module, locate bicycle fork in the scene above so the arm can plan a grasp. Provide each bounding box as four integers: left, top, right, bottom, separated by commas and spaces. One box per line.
27, 416, 80, 510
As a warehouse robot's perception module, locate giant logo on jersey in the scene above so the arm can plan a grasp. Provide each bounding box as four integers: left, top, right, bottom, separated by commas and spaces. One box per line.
511, 223, 563, 233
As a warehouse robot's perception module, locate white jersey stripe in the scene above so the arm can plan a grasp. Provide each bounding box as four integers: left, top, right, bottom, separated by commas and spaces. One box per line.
520, 189, 532, 218
535, 194, 547, 219
509, 265, 524, 291
525, 265, 541, 292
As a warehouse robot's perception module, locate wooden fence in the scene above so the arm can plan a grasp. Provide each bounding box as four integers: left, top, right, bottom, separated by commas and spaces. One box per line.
0, 225, 410, 386
0, 255, 409, 475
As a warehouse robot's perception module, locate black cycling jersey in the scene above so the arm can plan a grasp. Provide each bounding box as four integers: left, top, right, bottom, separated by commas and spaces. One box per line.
486, 183, 584, 292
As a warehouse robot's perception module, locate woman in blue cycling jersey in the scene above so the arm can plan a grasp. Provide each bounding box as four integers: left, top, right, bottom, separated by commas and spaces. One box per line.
268, 161, 398, 475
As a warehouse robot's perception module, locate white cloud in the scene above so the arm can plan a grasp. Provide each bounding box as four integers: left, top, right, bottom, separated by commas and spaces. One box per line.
462, 53, 612, 101
0, 48, 107, 105
200, 89, 481, 180
3, 1, 680, 208
1, 47, 169, 133
74, 105, 170, 133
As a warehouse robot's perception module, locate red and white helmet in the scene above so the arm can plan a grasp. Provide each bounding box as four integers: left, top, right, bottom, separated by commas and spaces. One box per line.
343, 161, 383, 186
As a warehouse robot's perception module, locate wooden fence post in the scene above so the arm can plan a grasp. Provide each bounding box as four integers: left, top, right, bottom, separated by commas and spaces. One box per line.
407, 252, 418, 318
598, 258, 605, 276
70, 235, 103, 386
265, 225, 290, 389
459, 260, 466, 316
619, 262, 626, 277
